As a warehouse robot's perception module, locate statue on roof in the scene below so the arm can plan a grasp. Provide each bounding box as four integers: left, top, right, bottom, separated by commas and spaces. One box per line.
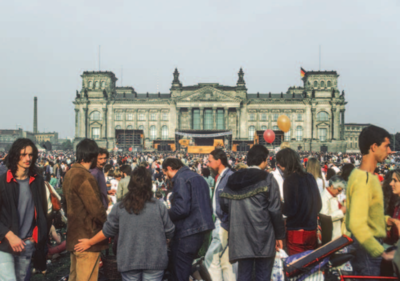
76, 90, 80, 99
269, 92, 271, 98
257, 92, 260, 98
146, 92, 149, 98
341, 90, 345, 98
237, 68, 245, 86
281, 92, 283, 98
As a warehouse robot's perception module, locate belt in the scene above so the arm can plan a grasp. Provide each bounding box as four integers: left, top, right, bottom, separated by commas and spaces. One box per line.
23, 237, 35, 243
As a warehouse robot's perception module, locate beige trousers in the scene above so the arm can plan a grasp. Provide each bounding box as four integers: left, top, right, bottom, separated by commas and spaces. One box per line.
69, 251, 101, 281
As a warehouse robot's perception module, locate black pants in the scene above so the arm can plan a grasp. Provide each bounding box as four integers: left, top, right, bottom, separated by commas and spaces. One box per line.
237, 257, 275, 281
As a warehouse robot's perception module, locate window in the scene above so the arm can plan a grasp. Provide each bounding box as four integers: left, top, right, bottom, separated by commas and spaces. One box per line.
138, 125, 144, 131
101, 81, 106, 88
88, 81, 93, 88
162, 126, 168, 140
327, 81, 332, 87
297, 114, 302, 121
319, 128, 327, 141
127, 125, 133, 130
249, 113, 255, 121
317, 111, 329, 121
296, 126, 303, 141
284, 131, 291, 141
139, 112, 145, 121
204, 109, 213, 130
127, 113, 133, 121
92, 128, 100, 140
273, 114, 278, 121
115, 125, 122, 130
95, 81, 99, 89
216, 109, 224, 130
350, 142, 353, 148
248, 126, 255, 140
261, 114, 267, 121
150, 113, 156, 121
90, 111, 101, 121
261, 125, 267, 130
193, 109, 200, 130
150, 126, 156, 140
115, 112, 123, 121
273, 125, 279, 131
314, 81, 318, 87
162, 113, 168, 121
321, 81, 325, 87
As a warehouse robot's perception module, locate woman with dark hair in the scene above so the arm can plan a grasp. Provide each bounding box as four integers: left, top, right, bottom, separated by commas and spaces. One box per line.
276, 148, 322, 256
74, 166, 175, 281
340, 163, 355, 182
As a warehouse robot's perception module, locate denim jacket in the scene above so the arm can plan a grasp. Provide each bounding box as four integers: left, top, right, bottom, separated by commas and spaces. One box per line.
169, 166, 214, 238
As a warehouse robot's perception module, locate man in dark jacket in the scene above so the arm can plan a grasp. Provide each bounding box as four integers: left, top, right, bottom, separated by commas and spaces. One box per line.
0, 139, 48, 280
220, 145, 285, 280
162, 158, 214, 281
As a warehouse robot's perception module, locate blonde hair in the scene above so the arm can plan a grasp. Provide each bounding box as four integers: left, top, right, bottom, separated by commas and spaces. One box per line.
306, 157, 325, 189
235, 163, 248, 170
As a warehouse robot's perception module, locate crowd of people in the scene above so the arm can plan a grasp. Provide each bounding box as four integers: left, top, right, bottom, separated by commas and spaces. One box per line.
0, 124, 400, 281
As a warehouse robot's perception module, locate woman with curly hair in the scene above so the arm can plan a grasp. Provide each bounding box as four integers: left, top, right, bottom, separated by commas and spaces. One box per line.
74, 166, 175, 281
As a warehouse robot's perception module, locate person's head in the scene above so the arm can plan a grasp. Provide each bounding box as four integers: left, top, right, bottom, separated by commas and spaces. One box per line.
276, 148, 305, 176
162, 158, 184, 179
120, 166, 153, 214
208, 149, 229, 174
202, 167, 210, 178
247, 145, 269, 169
155, 191, 162, 199
327, 175, 346, 197
104, 164, 113, 174
6, 138, 38, 176
113, 169, 122, 179
97, 148, 109, 169
340, 163, 354, 182
306, 158, 323, 180
234, 163, 248, 170
359, 125, 391, 162
76, 138, 98, 168
51, 174, 55, 178
120, 164, 132, 177
326, 168, 336, 181
390, 170, 400, 196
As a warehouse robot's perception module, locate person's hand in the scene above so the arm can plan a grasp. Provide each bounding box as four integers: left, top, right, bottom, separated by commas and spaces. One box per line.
340, 206, 347, 214
6, 232, 25, 252
74, 239, 92, 252
276, 240, 283, 251
382, 250, 395, 261
108, 189, 117, 195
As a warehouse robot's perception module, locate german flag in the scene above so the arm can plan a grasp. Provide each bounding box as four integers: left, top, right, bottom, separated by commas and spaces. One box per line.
300, 67, 306, 78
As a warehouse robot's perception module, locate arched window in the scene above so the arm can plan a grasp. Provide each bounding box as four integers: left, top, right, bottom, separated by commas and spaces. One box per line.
261, 125, 267, 130
273, 125, 279, 131
284, 131, 291, 141
296, 126, 303, 141
138, 125, 144, 131
327, 81, 332, 87
115, 125, 122, 130
320, 81, 325, 87
95, 81, 100, 89
88, 81, 93, 88
248, 126, 255, 140
161, 126, 168, 140
317, 111, 329, 121
90, 111, 101, 121
101, 81, 106, 88
127, 125, 133, 130
150, 126, 156, 140
314, 81, 318, 87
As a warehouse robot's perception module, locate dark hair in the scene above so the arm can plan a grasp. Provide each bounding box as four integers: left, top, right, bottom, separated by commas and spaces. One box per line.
276, 147, 305, 177
104, 164, 113, 173
162, 158, 184, 171
359, 125, 391, 155
202, 167, 210, 177
155, 191, 162, 199
6, 138, 38, 177
98, 147, 109, 158
76, 139, 99, 163
120, 166, 153, 215
382, 170, 397, 216
326, 168, 336, 181
340, 164, 354, 182
120, 164, 132, 175
247, 144, 269, 166
210, 149, 230, 168
51, 174, 55, 177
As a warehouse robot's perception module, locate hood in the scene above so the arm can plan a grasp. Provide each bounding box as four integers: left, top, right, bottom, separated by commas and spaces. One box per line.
227, 168, 268, 191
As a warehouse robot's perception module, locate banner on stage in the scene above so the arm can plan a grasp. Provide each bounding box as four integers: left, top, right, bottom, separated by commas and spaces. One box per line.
175, 131, 232, 138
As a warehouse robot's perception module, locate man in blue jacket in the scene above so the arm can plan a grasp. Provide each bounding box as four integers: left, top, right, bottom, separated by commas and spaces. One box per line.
205, 149, 236, 281
162, 158, 214, 281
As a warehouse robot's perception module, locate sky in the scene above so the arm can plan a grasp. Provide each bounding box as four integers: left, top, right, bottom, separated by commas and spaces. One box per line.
0, 0, 399, 138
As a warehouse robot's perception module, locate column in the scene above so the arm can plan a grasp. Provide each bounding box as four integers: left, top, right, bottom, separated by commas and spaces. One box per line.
236, 108, 241, 138
145, 110, 150, 138
334, 108, 340, 140
122, 109, 126, 130
188, 107, 192, 130
75, 109, 79, 138
224, 108, 228, 130
157, 110, 161, 139
290, 113, 295, 141
213, 108, 217, 130
83, 108, 88, 138
341, 109, 345, 140
79, 107, 85, 138
312, 108, 317, 140
200, 107, 204, 130
305, 105, 311, 139
102, 108, 108, 139
134, 109, 138, 129
268, 113, 272, 131
256, 110, 259, 130
176, 108, 180, 131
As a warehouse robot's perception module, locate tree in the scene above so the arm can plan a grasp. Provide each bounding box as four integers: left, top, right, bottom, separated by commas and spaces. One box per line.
61, 140, 73, 151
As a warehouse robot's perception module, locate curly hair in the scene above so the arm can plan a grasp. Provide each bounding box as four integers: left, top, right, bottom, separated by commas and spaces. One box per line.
6, 138, 38, 177
120, 166, 153, 215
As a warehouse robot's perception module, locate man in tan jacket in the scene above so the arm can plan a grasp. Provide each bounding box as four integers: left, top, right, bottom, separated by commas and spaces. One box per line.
62, 139, 108, 281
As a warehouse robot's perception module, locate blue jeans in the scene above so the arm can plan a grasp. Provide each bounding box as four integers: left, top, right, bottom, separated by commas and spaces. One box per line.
169, 232, 205, 281
0, 240, 36, 281
237, 258, 274, 281
121, 269, 164, 281
351, 236, 382, 277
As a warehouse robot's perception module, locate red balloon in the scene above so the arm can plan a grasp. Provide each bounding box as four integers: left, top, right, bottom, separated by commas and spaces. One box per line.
263, 130, 275, 144
129, 147, 133, 152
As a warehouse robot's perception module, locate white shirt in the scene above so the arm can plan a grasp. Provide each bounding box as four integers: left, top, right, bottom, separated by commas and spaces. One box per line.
320, 188, 345, 239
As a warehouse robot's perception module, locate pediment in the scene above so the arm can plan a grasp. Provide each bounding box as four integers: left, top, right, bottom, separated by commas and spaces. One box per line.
177, 87, 242, 102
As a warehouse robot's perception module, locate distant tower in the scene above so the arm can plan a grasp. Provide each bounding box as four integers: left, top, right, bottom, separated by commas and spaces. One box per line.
33, 96, 38, 134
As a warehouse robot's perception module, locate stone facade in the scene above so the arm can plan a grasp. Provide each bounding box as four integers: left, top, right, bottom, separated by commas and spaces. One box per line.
73, 68, 348, 152
344, 123, 371, 153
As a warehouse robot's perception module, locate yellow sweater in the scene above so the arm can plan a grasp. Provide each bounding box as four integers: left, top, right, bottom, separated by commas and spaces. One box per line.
346, 169, 388, 257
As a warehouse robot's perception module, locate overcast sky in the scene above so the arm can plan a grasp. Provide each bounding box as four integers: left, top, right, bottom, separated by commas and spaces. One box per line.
1, 0, 399, 138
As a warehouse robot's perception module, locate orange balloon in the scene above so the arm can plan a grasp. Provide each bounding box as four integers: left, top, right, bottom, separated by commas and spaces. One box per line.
277, 115, 291, 133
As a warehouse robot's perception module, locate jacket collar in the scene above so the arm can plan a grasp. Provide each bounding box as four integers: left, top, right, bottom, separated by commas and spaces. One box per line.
6, 170, 37, 185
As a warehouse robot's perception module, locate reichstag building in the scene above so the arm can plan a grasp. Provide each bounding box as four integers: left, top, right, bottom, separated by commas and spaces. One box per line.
73, 68, 347, 152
